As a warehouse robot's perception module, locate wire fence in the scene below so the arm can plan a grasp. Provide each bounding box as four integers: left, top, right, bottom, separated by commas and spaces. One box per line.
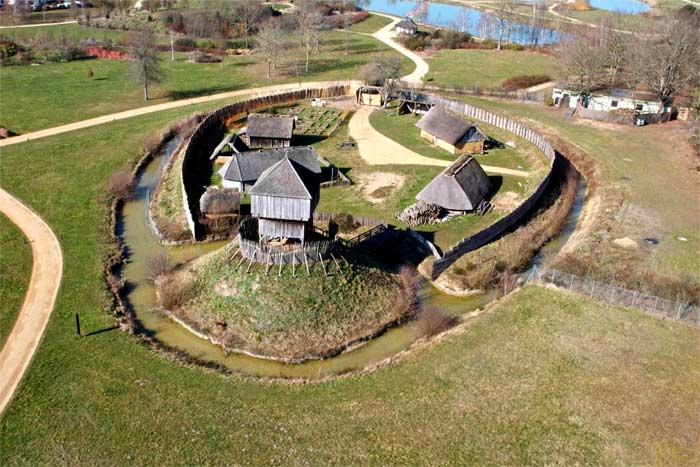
527, 266, 700, 326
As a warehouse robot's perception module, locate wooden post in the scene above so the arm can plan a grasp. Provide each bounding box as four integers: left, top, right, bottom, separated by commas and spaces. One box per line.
75, 313, 81, 337
319, 252, 328, 276
304, 252, 310, 276
292, 253, 296, 277
278, 252, 283, 277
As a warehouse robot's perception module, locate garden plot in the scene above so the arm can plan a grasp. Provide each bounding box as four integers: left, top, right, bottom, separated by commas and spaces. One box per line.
288, 106, 345, 136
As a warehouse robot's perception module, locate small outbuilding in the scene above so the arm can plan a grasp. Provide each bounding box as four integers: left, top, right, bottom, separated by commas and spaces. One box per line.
415, 107, 487, 155
397, 90, 432, 115
218, 146, 321, 193
416, 155, 491, 213
210, 133, 250, 163
356, 86, 384, 107
395, 18, 418, 36
245, 114, 295, 149
249, 156, 320, 242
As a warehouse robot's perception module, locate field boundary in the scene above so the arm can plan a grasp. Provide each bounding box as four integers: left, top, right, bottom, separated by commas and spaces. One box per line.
528, 266, 700, 326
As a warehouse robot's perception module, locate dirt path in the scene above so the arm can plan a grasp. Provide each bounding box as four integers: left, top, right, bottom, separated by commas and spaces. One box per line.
348, 106, 529, 178
0, 80, 360, 148
0, 188, 63, 415
0, 20, 77, 29
370, 14, 429, 84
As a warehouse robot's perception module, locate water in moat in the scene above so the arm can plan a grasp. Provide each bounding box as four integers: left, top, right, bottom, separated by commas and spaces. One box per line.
120, 140, 586, 379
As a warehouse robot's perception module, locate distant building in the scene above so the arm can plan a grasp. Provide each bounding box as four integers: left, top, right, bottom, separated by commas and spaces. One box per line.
395, 18, 418, 36
249, 156, 321, 242
552, 87, 667, 114
218, 146, 321, 193
416, 155, 492, 213
415, 107, 487, 155
397, 90, 432, 115
245, 114, 295, 149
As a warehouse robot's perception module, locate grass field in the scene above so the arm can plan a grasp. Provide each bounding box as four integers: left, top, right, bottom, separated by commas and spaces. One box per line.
0, 26, 411, 133
0, 213, 32, 348
459, 96, 700, 285
425, 49, 554, 90
163, 249, 405, 361
0, 95, 698, 464
349, 13, 393, 34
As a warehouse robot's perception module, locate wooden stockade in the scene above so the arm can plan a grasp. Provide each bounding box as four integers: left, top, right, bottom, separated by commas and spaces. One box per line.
180, 84, 353, 240
398, 92, 560, 280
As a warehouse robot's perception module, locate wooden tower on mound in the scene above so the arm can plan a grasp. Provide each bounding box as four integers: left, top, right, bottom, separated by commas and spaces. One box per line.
572, 0, 591, 11
249, 156, 320, 243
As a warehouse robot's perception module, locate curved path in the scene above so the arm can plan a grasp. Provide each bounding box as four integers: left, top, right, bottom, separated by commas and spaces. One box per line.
0, 20, 77, 29
348, 106, 529, 178
369, 13, 429, 84
0, 80, 360, 148
0, 188, 63, 415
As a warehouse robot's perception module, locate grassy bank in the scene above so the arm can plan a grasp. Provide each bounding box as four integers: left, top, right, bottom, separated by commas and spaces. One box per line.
0, 28, 411, 133
425, 49, 553, 91
0, 213, 32, 347
349, 13, 393, 34
159, 249, 408, 361
458, 96, 700, 290
0, 96, 697, 465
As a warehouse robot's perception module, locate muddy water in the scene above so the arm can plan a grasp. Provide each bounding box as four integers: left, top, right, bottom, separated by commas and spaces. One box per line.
120, 148, 489, 379
121, 143, 585, 379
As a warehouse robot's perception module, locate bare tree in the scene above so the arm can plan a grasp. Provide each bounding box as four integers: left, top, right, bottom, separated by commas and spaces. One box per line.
491, 0, 516, 50
631, 15, 700, 107
554, 34, 606, 97
256, 22, 286, 78
126, 28, 164, 101
363, 55, 403, 108
233, 0, 263, 49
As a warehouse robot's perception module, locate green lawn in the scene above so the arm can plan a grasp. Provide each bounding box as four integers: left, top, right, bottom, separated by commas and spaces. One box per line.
0, 94, 698, 464
425, 49, 554, 90
0, 27, 411, 134
349, 13, 393, 34
0, 213, 32, 348
459, 96, 700, 284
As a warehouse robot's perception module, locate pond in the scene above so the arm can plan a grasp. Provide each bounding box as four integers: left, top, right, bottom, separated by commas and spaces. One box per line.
588, 0, 650, 14
362, 0, 561, 45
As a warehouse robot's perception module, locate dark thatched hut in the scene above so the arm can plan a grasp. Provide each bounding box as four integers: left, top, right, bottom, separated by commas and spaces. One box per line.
415, 107, 487, 155
249, 156, 320, 242
416, 155, 492, 212
199, 187, 241, 218
397, 90, 432, 115
245, 114, 295, 149
218, 146, 321, 192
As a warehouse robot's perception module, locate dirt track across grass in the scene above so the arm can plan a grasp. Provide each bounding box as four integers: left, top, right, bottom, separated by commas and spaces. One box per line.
0, 188, 63, 415
348, 106, 529, 177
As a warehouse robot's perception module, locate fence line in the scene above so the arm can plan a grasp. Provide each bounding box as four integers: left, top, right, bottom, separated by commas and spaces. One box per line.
404, 91, 559, 279
528, 266, 700, 326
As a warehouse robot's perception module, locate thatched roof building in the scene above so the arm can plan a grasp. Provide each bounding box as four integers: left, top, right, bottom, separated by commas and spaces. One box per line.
416, 155, 491, 212
199, 187, 241, 217
416, 107, 486, 155
245, 114, 295, 149
249, 156, 320, 241
218, 146, 321, 192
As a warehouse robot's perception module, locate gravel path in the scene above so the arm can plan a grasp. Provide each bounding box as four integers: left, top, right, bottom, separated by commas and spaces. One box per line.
0, 188, 63, 415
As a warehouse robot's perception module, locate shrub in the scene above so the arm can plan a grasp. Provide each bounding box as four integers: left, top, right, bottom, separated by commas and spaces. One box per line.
501, 74, 551, 91
544, 96, 554, 106
174, 37, 196, 48
197, 38, 216, 50
87, 68, 94, 79
0, 40, 18, 59
146, 252, 171, 280
106, 169, 136, 201
194, 52, 221, 63
502, 43, 525, 51
143, 133, 163, 154
157, 278, 195, 311
415, 307, 457, 338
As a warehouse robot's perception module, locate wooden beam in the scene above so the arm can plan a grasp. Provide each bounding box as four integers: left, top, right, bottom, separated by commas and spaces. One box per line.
319, 253, 328, 276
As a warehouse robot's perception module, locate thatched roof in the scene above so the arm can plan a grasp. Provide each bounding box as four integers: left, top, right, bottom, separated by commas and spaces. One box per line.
416, 155, 491, 211
199, 187, 240, 215
218, 146, 321, 182
249, 157, 320, 200
415, 107, 484, 145
246, 114, 294, 140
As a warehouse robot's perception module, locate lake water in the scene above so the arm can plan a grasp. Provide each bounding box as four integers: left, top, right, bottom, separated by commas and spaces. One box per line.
589, 0, 650, 14
362, 0, 561, 45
